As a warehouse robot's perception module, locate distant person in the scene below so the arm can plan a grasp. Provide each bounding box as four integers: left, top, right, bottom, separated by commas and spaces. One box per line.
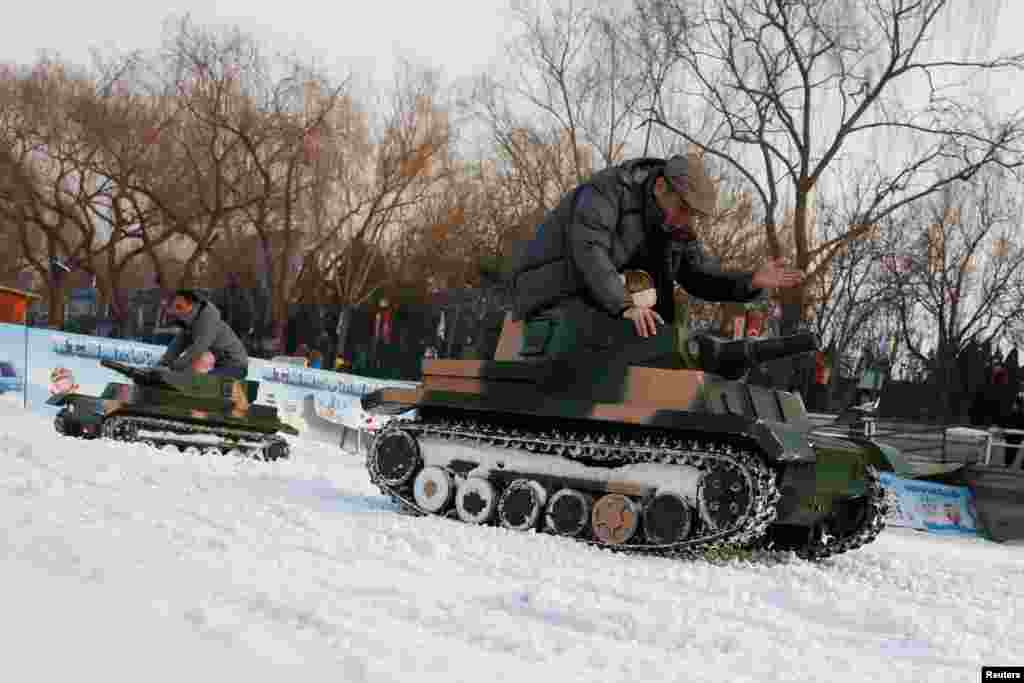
1001, 394, 1024, 468
157, 289, 249, 380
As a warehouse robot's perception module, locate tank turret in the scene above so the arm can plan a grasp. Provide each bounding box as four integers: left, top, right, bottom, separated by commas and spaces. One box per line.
48, 360, 297, 460
686, 331, 819, 380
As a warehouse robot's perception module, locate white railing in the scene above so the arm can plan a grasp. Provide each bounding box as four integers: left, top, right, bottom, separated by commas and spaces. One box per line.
982, 427, 1024, 468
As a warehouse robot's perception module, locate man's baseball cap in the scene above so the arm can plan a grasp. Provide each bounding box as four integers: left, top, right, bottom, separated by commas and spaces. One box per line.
664, 153, 718, 217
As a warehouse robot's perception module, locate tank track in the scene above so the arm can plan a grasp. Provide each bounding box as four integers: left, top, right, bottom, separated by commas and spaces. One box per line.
769, 465, 888, 561
100, 415, 290, 461
368, 414, 782, 560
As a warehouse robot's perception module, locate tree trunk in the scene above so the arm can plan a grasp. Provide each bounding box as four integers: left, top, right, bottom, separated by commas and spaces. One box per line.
46, 280, 66, 330
335, 304, 352, 362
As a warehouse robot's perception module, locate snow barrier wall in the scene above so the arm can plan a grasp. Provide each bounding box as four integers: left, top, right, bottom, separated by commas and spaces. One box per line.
0, 323, 416, 437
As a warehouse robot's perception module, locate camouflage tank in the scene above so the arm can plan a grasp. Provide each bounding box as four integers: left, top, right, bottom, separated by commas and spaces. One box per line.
361, 314, 898, 561
47, 360, 298, 460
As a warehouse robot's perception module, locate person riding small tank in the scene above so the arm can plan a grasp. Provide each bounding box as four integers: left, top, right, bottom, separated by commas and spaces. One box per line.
511, 153, 803, 360
158, 289, 249, 380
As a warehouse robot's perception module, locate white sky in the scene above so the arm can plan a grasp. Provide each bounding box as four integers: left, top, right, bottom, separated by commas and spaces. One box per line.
3, 1, 1022, 119
1, 0, 518, 86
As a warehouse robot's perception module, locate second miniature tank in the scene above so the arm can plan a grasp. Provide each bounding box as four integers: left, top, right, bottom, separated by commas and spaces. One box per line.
48, 360, 298, 460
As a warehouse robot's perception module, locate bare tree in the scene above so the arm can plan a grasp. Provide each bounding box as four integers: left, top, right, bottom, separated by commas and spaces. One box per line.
60, 55, 194, 329
807, 201, 894, 409
680, 192, 798, 331
0, 59, 128, 328
470, 0, 653, 226
632, 0, 1024, 330
884, 168, 1024, 418
313, 63, 455, 307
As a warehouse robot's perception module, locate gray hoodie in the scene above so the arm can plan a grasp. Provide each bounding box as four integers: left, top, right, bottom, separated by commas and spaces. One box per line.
158, 297, 249, 372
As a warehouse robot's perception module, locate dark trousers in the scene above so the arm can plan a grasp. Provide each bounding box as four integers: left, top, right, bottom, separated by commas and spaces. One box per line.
208, 365, 248, 380
520, 300, 684, 369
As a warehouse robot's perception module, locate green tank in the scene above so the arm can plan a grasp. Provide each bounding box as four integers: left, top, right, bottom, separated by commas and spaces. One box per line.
361, 319, 899, 561
47, 360, 298, 460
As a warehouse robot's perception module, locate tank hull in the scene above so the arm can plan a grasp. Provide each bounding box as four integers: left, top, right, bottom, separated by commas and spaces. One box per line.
363, 358, 889, 560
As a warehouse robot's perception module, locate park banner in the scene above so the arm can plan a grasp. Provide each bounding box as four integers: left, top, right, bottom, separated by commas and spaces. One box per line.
0, 324, 414, 431
878, 471, 981, 537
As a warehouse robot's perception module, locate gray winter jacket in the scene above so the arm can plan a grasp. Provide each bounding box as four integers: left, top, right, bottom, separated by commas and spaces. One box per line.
513, 158, 761, 323
158, 297, 249, 372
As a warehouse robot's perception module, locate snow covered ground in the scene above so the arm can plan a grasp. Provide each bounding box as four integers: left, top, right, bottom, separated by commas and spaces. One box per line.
1, 396, 1022, 682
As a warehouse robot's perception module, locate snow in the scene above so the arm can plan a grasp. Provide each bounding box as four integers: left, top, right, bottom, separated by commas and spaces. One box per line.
2, 397, 1023, 682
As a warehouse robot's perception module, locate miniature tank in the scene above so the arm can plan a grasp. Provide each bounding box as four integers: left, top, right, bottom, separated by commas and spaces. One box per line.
361, 316, 897, 561
47, 360, 298, 460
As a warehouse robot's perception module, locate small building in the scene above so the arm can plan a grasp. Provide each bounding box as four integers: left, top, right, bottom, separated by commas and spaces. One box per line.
0, 286, 40, 324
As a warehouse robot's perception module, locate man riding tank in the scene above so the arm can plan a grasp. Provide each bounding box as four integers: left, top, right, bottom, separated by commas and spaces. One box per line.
511, 152, 803, 360
158, 289, 249, 380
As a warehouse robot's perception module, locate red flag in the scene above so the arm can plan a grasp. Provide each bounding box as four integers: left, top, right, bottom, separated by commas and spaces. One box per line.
731, 315, 745, 339
815, 351, 829, 385
745, 310, 765, 337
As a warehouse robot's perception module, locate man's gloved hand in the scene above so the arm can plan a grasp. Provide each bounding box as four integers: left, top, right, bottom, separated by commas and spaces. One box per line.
622, 305, 664, 338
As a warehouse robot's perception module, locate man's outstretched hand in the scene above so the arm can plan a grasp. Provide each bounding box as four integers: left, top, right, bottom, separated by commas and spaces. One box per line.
752, 257, 803, 290
623, 305, 664, 338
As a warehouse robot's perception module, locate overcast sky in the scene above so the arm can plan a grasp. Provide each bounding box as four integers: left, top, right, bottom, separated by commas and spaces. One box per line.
3, 0, 1022, 167
4, 1, 1022, 104
2, 0, 518, 86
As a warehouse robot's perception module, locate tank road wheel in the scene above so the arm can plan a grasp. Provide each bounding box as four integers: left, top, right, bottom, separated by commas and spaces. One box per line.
101, 417, 138, 443
829, 497, 870, 539
591, 493, 641, 545
413, 466, 455, 514
261, 439, 290, 462
371, 429, 422, 487
544, 489, 593, 537
455, 477, 498, 524
498, 479, 548, 531
643, 492, 695, 545
54, 409, 81, 437
700, 465, 752, 531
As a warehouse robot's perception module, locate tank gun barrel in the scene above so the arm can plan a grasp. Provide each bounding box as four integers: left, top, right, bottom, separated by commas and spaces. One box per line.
690, 331, 819, 380
100, 360, 177, 390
